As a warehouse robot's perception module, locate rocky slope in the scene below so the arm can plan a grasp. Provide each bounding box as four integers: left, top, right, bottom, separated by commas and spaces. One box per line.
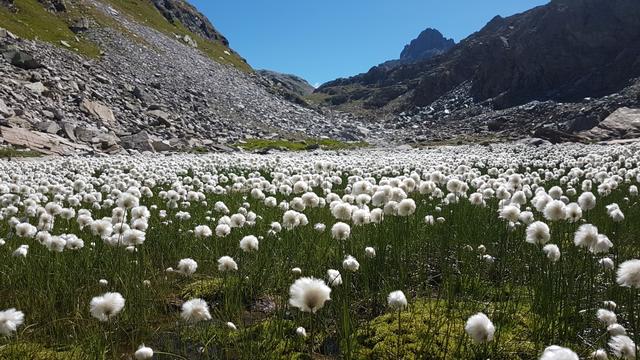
0, 0, 376, 155
316, 0, 640, 143
258, 70, 315, 98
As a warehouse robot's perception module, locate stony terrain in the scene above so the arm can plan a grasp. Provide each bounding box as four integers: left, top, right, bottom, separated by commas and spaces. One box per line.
0, 0, 379, 155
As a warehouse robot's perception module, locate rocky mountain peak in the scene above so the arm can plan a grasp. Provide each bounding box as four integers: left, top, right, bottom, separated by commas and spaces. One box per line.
399, 28, 454, 62
150, 0, 229, 46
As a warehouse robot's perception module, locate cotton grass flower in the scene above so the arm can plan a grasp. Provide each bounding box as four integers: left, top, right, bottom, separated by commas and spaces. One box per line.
217, 256, 238, 272
608, 323, 627, 336
590, 349, 608, 360
215, 224, 231, 237
396, 198, 416, 216
574, 224, 599, 249
176, 258, 198, 276
331, 222, 351, 240
181, 299, 212, 323
543, 244, 561, 262
543, 200, 567, 221
365, 246, 376, 258
342, 255, 360, 272
90, 292, 125, 321
296, 326, 307, 337
616, 259, 640, 288
464, 312, 495, 343
499, 205, 520, 222
0, 308, 25, 336
578, 192, 597, 211
327, 269, 342, 286
134, 345, 154, 360
526, 221, 550, 245
239, 235, 259, 252
288, 277, 331, 313
539, 345, 579, 360
387, 290, 407, 310
596, 308, 617, 326
12, 245, 28, 257
609, 335, 636, 359
194, 225, 212, 239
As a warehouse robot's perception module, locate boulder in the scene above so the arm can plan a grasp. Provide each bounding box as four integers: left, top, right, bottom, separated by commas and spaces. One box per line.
579, 107, 640, 140
0, 99, 14, 117
2, 49, 43, 70
121, 131, 155, 152
182, 34, 198, 48
35, 121, 61, 134
0, 126, 91, 155
70, 18, 91, 32
151, 140, 175, 152
147, 109, 171, 126
24, 82, 47, 95
79, 99, 117, 128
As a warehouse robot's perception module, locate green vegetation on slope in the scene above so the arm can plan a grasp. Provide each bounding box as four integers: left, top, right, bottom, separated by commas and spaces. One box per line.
235, 138, 369, 151
103, 0, 252, 72
0, 0, 251, 71
0, 0, 101, 58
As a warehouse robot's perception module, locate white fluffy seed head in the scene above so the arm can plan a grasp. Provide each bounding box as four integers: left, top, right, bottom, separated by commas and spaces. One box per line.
181, 298, 212, 323
387, 290, 408, 310
288, 277, 331, 313
539, 345, 579, 360
89, 292, 125, 322
464, 312, 495, 344
617, 259, 640, 288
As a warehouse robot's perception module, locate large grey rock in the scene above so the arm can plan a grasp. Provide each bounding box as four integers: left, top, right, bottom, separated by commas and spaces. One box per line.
24, 82, 47, 95
2, 49, 42, 70
0, 126, 91, 155
79, 99, 117, 128
70, 18, 91, 32
35, 121, 61, 134
121, 131, 155, 152
580, 107, 640, 140
0, 99, 14, 117
147, 109, 171, 126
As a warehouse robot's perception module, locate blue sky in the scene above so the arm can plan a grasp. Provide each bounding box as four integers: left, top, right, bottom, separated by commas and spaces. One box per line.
189, 0, 549, 87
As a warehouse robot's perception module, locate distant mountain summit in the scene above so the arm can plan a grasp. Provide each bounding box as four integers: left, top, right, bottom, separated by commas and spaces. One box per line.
399, 28, 455, 63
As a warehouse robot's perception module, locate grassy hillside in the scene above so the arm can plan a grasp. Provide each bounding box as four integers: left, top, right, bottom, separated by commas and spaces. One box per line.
0, 0, 101, 57
0, 0, 251, 72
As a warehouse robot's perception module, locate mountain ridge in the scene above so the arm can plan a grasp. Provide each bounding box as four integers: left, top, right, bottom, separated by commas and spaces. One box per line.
314, 0, 640, 143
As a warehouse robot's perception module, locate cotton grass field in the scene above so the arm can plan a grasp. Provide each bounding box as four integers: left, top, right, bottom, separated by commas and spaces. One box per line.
1, 143, 640, 359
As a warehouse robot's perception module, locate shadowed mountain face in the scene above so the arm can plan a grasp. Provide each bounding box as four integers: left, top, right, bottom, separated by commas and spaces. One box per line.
317, 0, 640, 112
399, 28, 454, 63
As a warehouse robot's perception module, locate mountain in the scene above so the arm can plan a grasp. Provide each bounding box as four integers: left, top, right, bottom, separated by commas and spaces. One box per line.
377, 28, 455, 69
399, 28, 455, 64
0, 0, 373, 155
316, 0, 640, 143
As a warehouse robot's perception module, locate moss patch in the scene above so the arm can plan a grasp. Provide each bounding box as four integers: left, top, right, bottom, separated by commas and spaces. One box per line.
0, 342, 85, 360
181, 278, 224, 300
356, 299, 536, 359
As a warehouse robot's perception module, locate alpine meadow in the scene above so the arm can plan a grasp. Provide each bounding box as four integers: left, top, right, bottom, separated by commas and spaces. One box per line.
2, 0, 640, 359
1, 144, 640, 359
